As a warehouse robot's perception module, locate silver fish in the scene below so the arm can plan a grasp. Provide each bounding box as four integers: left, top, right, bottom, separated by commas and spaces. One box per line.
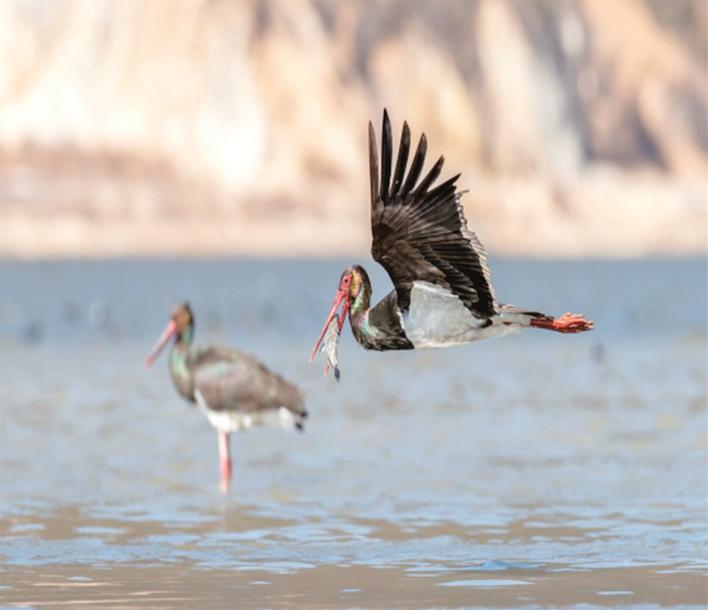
321, 314, 341, 381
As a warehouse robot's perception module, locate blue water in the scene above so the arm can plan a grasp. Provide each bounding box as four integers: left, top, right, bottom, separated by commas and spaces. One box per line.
0, 258, 706, 608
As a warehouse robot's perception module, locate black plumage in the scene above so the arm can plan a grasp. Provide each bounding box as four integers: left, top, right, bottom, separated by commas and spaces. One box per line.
181, 346, 305, 420
369, 110, 497, 318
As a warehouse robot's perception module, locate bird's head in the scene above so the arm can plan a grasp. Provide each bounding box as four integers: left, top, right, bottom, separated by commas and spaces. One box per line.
144, 302, 194, 368
309, 265, 368, 362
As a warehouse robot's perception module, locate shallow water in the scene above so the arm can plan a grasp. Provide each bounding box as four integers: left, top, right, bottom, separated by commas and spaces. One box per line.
1, 259, 706, 608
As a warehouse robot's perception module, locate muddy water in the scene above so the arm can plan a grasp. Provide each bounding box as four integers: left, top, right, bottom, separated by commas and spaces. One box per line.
1, 259, 706, 608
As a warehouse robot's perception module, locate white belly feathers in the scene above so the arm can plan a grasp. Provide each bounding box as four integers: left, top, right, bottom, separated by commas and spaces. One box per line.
400, 281, 519, 348
194, 389, 296, 433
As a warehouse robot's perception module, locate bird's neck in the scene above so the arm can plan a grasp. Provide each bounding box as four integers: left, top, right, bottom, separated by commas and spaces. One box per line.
169, 327, 195, 400
349, 283, 379, 345
349, 286, 413, 351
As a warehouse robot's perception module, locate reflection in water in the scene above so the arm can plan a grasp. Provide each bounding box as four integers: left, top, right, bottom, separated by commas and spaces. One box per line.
0, 259, 706, 608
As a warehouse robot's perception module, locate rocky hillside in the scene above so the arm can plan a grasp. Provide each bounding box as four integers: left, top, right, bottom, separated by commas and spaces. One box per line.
0, 0, 705, 258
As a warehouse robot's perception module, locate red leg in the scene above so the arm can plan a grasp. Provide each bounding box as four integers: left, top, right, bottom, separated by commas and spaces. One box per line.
218, 430, 232, 492
530, 312, 594, 333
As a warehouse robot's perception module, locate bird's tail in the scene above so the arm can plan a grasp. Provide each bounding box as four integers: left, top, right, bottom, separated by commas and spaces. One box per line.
293, 407, 308, 432
499, 305, 593, 334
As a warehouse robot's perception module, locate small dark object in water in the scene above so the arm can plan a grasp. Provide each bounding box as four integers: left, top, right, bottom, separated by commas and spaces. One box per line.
62, 300, 82, 325
591, 342, 606, 363
19, 320, 44, 344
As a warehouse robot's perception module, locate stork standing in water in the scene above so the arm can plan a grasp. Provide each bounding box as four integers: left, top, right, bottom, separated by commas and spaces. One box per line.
311, 111, 592, 366
146, 303, 307, 492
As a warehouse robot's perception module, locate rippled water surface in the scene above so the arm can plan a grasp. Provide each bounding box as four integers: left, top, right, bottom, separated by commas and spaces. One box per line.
1, 259, 706, 608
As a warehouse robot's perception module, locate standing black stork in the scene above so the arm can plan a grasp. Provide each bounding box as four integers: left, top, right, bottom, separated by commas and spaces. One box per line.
310, 111, 592, 365
146, 303, 306, 492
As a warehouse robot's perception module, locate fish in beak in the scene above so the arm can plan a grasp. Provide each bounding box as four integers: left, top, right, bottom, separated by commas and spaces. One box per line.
144, 319, 177, 368
321, 314, 341, 380
309, 278, 350, 377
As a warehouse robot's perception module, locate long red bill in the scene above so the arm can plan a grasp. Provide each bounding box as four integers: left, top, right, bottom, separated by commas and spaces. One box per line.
309, 288, 349, 363
144, 319, 177, 368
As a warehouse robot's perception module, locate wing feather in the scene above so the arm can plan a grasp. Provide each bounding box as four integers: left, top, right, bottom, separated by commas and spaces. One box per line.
391, 121, 410, 197
412, 155, 444, 197
369, 111, 497, 317
380, 109, 393, 201
401, 133, 427, 201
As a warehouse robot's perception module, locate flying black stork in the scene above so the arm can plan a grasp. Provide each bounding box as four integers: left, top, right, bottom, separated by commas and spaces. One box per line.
310, 111, 592, 369
146, 303, 307, 492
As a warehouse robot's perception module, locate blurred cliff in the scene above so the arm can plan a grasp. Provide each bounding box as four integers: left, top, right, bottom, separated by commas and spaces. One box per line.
0, 0, 705, 258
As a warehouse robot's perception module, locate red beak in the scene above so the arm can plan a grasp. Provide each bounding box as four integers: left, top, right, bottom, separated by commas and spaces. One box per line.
309, 287, 350, 363
144, 319, 177, 368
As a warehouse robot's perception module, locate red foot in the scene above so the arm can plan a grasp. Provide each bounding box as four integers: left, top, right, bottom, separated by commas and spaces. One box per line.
530, 312, 594, 333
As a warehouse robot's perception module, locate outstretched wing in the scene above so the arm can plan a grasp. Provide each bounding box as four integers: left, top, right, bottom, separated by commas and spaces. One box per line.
369, 110, 497, 318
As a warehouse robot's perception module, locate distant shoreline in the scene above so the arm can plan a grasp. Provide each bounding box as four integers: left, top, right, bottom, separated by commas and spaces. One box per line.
0, 214, 704, 261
